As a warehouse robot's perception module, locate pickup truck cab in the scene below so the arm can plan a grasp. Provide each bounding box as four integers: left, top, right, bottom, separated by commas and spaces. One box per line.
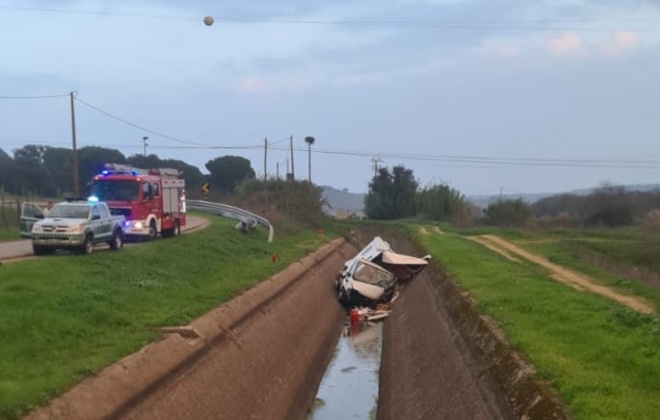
20, 198, 126, 255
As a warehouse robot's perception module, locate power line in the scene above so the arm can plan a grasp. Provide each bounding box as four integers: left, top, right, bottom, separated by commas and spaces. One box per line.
74, 96, 261, 150
267, 146, 660, 169
1, 5, 659, 32
0, 93, 70, 99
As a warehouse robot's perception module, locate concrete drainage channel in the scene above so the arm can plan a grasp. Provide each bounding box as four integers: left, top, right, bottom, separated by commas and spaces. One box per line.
26, 235, 570, 420
309, 321, 384, 419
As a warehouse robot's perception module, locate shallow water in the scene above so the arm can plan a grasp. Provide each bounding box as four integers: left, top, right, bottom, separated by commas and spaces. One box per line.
309, 321, 383, 420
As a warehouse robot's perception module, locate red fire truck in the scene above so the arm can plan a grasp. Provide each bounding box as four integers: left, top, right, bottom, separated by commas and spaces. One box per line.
90, 163, 186, 239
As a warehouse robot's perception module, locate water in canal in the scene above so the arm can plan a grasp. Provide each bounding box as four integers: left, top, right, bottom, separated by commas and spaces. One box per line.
309, 320, 383, 420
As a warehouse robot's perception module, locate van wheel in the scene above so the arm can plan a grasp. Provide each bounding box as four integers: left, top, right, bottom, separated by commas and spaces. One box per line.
109, 229, 123, 250
79, 234, 94, 255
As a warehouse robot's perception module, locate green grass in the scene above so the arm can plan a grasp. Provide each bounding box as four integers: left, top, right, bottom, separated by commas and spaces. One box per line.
0, 228, 19, 241
0, 204, 20, 241
0, 216, 344, 419
416, 230, 660, 419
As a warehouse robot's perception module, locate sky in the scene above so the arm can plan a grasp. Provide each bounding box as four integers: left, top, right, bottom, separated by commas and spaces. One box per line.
0, 0, 659, 196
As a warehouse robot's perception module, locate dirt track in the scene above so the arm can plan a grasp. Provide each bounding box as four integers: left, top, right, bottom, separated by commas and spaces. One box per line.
471, 234, 655, 315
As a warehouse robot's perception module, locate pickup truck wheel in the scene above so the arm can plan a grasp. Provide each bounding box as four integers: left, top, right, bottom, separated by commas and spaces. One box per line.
79, 234, 94, 255
109, 229, 123, 250
33, 245, 49, 256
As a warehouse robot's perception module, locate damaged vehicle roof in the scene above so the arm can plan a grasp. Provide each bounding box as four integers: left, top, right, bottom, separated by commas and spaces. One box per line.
336, 236, 430, 308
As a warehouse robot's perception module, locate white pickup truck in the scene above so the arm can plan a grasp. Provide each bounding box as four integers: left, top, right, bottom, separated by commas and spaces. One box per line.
20, 199, 126, 255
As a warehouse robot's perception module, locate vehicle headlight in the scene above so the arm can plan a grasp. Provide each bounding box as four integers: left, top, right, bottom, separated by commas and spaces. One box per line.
68, 225, 82, 233
32, 225, 43, 233
133, 222, 143, 229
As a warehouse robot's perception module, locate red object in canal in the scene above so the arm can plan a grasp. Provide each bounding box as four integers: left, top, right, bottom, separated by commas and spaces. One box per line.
350, 310, 360, 325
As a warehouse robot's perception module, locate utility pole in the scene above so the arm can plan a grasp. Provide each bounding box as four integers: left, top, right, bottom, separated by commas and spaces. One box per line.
289, 135, 295, 181
371, 157, 382, 178
142, 136, 149, 157
70, 91, 79, 196
276, 162, 279, 179
264, 138, 268, 181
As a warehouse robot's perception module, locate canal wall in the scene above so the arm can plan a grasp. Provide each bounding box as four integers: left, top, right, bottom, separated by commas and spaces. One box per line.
26, 238, 356, 420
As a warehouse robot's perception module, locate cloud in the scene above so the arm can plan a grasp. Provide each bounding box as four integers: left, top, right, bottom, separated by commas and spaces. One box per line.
601, 31, 639, 55
239, 77, 269, 92
547, 32, 588, 56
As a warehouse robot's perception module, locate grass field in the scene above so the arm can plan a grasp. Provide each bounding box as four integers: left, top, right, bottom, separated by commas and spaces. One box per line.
0, 216, 343, 419
0, 203, 20, 241
416, 228, 660, 419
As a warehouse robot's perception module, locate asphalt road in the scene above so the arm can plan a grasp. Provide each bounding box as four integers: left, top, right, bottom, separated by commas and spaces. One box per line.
0, 216, 208, 261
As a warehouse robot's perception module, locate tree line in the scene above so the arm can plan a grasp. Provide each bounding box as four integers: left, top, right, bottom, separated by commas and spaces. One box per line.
0, 145, 256, 198
482, 184, 660, 228
365, 165, 471, 225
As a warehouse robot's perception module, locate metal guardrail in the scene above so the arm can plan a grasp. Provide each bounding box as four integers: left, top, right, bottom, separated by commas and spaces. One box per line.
187, 200, 274, 243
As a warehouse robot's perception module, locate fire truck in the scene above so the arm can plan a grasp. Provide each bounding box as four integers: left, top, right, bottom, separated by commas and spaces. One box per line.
90, 163, 186, 239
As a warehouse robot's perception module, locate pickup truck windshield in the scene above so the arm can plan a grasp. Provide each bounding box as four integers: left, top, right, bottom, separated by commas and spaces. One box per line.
47, 204, 90, 219
92, 180, 139, 201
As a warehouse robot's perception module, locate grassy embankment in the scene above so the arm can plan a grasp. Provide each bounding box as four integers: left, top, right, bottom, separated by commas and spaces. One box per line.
416, 227, 659, 419
0, 215, 344, 419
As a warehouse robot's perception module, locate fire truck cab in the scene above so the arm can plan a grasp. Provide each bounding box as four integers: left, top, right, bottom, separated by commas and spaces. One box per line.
90, 163, 186, 240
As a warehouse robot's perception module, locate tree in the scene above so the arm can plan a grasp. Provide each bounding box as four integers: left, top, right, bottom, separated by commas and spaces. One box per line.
417, 183, 469, 223
43, 147, 73, 197
12, 145, 52, 196
483, 199, 532, 227
365, 165, 418, 220
0, 148, 14, 194
205, 155, 256, 194
583, 184, 634, 227
77, 146, 127, 194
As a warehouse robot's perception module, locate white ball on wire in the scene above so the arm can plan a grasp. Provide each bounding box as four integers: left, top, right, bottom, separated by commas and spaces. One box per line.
203, 16, 214, 26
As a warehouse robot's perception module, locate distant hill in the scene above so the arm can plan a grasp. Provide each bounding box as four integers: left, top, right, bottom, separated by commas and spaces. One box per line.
321, 186, 365, 215
468, 183, 660, 208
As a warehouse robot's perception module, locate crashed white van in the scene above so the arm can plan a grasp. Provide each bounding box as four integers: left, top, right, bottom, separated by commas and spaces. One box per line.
336, 236, 430, 307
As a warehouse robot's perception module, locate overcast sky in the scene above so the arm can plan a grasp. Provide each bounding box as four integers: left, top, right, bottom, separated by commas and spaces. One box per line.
1, 0, 659, 195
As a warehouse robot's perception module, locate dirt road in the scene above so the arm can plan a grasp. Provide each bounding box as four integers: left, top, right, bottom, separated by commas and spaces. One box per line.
471, 234, 655, 315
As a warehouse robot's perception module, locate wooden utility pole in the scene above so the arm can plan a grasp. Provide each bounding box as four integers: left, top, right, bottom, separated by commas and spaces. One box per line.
70, 92, 79, 196
289, 135, 295, 180
264, 138, 268, 181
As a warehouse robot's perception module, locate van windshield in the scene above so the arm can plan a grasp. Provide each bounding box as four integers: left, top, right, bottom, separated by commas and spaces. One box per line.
353, 262, 394, 288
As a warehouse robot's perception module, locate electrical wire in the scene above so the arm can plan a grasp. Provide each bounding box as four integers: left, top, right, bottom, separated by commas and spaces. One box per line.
0, 5, 658, 32
0, 93, 70, 99
74, 96, 261, 150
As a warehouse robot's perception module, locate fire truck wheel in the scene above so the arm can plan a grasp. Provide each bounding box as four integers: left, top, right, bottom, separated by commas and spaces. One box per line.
148, 221, 158, 241
80, 234, 94, 255
173, 220, 181, 237
109, 229, 123, 250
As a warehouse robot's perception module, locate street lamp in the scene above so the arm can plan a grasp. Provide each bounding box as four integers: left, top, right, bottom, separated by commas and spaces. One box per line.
304, 136, 315, 183
142, 136, 149, 157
